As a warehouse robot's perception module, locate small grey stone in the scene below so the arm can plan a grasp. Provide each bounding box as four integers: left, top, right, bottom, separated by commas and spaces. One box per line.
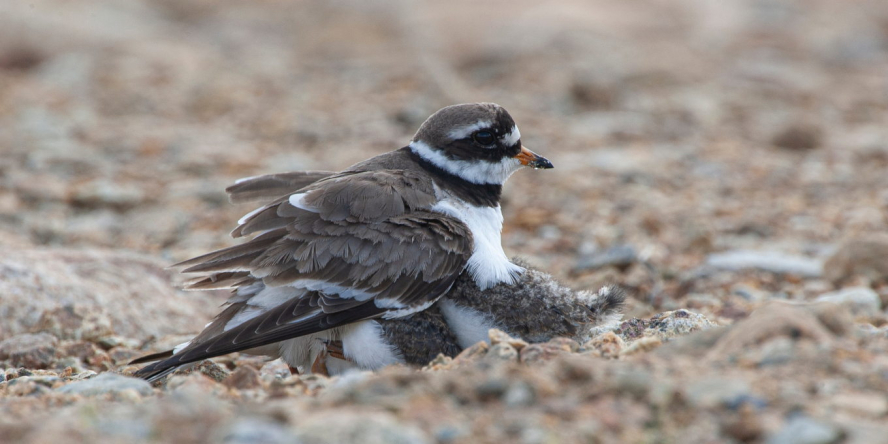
766, 415, 843, 444
574, 245, 637, 272
485, 343, 518, 363
0, 332, 58, 369
220, 418, 300, 444
294, 411, 430, 444
706, 250, 823, 277
503, 381, 536, 407
815, 287, 881, 316
685, 378, 751, 408
475, 378, 510, 400
824, 234, 888, 284
757, 337, 795, 366
70, 179, 146, 209
9, 375, 62, 388
57, 372, 153, 397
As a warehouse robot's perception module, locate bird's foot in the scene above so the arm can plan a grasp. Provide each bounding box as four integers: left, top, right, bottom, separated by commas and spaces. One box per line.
310, 340, 347, 376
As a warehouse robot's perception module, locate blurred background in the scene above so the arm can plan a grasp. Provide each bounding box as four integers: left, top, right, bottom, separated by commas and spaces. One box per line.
1, 0, 887, 317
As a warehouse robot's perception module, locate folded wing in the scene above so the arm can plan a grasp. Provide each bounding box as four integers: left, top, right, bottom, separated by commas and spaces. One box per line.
134, 170, 471, 380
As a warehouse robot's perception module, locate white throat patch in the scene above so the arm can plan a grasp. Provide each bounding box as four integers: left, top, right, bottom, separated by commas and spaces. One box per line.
409, 140, 523, 185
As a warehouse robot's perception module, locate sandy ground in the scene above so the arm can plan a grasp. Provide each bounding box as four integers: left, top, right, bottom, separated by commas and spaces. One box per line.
1, 0, 888, 443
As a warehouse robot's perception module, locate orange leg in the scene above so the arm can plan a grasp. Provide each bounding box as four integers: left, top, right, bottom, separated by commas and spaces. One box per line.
310, 348, 330, 376
309, 340, 348, 376
326, 340, 346, 360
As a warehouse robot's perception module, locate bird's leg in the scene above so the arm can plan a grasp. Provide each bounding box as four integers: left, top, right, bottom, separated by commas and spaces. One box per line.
325, 340, 346, 360
310, 348, 330, 376
309, 339, 349, 376
287, 365, 300, 376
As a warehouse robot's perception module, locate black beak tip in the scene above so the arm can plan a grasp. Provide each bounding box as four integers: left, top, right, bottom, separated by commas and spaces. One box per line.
533, 157, 554, 170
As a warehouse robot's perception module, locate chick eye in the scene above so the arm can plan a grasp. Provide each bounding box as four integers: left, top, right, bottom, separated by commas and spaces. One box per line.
472, 130, 496, 146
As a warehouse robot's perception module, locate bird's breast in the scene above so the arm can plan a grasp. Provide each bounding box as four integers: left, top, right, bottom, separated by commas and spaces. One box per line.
431, 198, 524, 290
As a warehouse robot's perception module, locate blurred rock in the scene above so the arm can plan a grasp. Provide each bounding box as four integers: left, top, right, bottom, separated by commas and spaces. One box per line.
34, 305, 113, 341
488, 328, 528, 351
0, 247, 221, 338
772, 123, 823, 150
584, 331, 624, 358
573, 245, 637, 273
219, 418, 299, 444
824, 234, 888, 284
293, 411, 431, 444
69, 179, 147, 209
225, 366, 262, 390
815, 287, 881, 317
0, 333, 58, 369
827, 392, 888, 418
645, 310, 717, 340
765, 415, 843, 444
57, 373, 153, 397
685, 378, 751, 409
485, 343, 518, 364
708, 302, 847, 360
706, 250, 823, 277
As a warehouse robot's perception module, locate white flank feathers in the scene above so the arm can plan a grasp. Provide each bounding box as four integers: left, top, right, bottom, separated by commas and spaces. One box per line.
409, 140, 523, 185
340, 321, 405, 369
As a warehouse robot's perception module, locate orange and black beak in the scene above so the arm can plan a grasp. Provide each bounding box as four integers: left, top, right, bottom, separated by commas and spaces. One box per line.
515, 146, 554, 170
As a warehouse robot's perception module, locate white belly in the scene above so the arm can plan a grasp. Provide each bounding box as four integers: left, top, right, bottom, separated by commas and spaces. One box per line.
276, 320, 404, 375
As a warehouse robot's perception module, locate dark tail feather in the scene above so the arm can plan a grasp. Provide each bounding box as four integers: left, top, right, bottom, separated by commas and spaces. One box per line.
591, 285, 626, 321
129, 349, 175, 365
134, 362, 181, 383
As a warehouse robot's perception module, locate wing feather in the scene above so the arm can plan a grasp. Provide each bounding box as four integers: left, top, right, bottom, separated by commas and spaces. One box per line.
136, 169, 472, 380
225, 171, 336, 204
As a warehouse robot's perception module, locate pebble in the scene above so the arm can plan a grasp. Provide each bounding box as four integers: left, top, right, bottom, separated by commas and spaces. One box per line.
488, 329, 529, 351
685, 378, 751, 408
0, 333, 58, 369
503, 381, 536, 407
828, 392, 888, 417
706, 250, 823, 277
815, 287, 882, 316
772, 123, 823, 150
645, 310, 718, 340
766, 415, 843, 444
69, 179, 146, 209
823, 234, 888, 284
584, 331, 624, 358
485, 343, 519, 363
35, 305, 114, 341
225, 365, 263, 390
574, 245, 637, 272
293, 411, 431, 444
57, 372, 153, 397
218, 418, 299, 444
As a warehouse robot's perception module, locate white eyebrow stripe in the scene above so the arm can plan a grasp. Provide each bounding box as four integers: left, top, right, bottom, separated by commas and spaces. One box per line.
502, 125, 521, 147
447, 120, 493, 140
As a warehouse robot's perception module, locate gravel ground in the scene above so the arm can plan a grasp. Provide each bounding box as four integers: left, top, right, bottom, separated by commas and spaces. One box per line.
1, 1, 888, 443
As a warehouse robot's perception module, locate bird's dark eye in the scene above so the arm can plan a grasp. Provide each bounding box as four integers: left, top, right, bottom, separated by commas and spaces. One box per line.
472, 131, 496, 146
